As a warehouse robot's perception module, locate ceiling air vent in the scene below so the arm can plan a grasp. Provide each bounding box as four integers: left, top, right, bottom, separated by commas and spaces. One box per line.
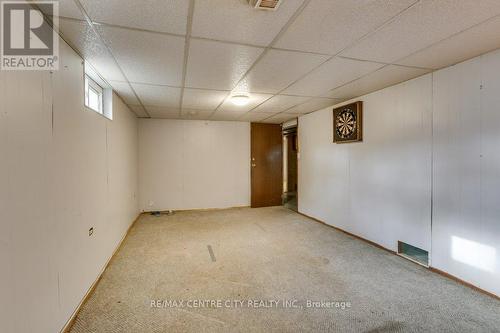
249, 0, 282, 11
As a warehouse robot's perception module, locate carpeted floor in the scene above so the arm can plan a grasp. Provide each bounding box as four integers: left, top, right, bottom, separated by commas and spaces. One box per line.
70, 207, 500, 333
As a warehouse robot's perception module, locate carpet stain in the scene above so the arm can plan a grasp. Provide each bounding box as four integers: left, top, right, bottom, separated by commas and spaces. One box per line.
364, 321, 405, 333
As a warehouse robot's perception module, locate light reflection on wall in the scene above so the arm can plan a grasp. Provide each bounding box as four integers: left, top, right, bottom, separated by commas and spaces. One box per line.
451, 236, 496, 273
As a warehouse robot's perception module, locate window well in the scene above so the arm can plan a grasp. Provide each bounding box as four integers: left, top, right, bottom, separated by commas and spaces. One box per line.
398, 241, 429, 267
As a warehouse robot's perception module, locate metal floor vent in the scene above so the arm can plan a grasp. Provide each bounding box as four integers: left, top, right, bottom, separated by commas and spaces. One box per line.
398, 241, 429, 267
151, 210, 175, 217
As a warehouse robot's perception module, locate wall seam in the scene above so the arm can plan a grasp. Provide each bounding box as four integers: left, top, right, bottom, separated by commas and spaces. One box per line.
479, 56, 483, 235
430, 72, 434, 267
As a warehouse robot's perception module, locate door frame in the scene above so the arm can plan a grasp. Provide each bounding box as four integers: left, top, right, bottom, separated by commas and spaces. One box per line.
282, 118, 299, 211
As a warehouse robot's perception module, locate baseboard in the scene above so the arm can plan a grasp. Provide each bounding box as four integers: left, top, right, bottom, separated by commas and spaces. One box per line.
297, 211, 396, 255
142, 205, 251, 214
297, 211, 499, 301
60, 212, 143, 333
429, 267, 499, 301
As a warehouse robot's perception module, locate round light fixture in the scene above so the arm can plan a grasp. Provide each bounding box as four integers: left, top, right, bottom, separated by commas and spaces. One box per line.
231, 94, 250, 106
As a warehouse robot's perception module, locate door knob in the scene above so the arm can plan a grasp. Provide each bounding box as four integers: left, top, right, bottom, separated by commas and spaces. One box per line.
251, 163, 256, 167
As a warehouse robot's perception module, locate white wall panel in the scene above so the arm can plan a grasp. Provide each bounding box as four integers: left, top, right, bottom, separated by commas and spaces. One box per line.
478, 50, 500, 295
139, 119, 250, 211
432, 51, 500, 296
51, 42, 112, 328
138, 120, 184, 210
0, 40, 139, 332
299, 74, 433, 252
0, 70, 56, 333
0, 71, 9, 332
297, 109, 350, 229
105, 95, 140, 254
299, 48, 500, 297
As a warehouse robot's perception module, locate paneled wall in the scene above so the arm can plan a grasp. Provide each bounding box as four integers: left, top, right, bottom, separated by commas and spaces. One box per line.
298, 74, 433, 253
432, 51, 500, 296
139, 119, 250, 211
298, 48, 500, 297
0, 40, 139, 332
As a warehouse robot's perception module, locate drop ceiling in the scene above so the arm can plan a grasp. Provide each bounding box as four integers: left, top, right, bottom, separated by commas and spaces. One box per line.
48, 0, 500, 123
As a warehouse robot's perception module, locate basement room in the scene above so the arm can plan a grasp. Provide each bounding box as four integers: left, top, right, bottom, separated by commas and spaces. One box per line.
1, 0, 499, 332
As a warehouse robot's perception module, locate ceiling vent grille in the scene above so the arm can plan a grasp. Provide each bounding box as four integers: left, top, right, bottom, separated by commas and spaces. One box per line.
249, 0, 282, 11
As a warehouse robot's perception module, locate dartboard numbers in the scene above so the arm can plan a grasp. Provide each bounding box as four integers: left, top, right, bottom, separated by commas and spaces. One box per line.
333, 101, 362, 143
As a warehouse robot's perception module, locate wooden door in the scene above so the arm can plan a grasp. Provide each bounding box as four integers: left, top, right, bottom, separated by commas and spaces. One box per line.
251, 123, 283, 208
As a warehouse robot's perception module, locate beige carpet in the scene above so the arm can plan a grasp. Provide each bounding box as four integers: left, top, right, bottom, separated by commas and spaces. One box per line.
70, 207, 500, 332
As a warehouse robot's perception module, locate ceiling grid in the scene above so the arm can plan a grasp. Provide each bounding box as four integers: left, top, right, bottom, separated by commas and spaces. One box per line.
208, 0, 314, 120
71, 0, 152, 118
178, 0, 196, 117
42, 0, 500, 122
254, 0, 423, 123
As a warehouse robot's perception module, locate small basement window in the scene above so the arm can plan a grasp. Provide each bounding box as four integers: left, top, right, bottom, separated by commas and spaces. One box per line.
398, 241, 429, 267
84, 61, 113, 119
85, 75, 103, 114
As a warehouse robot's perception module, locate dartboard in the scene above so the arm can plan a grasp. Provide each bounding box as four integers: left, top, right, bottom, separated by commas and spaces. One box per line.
335, 109, 357, 139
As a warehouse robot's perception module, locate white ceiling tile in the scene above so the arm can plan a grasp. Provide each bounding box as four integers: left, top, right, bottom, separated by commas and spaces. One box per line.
58, 19, 126, 82
263, 113, 297, 124
182, 108, 215, 114
131, 83, 181, 107
239, 112, 275, 122
145, 106, 180, 119
109, 81, 139, 105
282, 57, 383, 96
341, 0, 500, 63
397, 16, 500, 70
186, 39, 263, 90
182, 89, 228, 110
127, 105, 148, 117
98, 25, 185, 86
210, 111, 245, 121
150, 114, 180, 119
191, 0, 305, 46
286, 98, 339, 114
180, 111, 214, 120
325, 65, 431, 100
235, 49, 329, 94
275, 0, 416, 55
218, 93, 273, 113
80, 0, 188, 34
39, 0, 83, 19
252, 95, 310, 113
210, 108, 250, 121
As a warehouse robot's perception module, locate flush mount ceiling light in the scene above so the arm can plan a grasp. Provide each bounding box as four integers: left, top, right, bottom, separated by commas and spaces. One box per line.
249, 0, 282, 10
231, 95, 250, 106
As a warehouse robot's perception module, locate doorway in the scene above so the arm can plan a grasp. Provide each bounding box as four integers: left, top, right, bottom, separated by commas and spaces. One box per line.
283, 122, 298, 212
250, 123, 283, 208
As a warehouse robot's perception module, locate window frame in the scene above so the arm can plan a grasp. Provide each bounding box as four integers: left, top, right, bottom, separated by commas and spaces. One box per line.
84, 74, 104, 114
